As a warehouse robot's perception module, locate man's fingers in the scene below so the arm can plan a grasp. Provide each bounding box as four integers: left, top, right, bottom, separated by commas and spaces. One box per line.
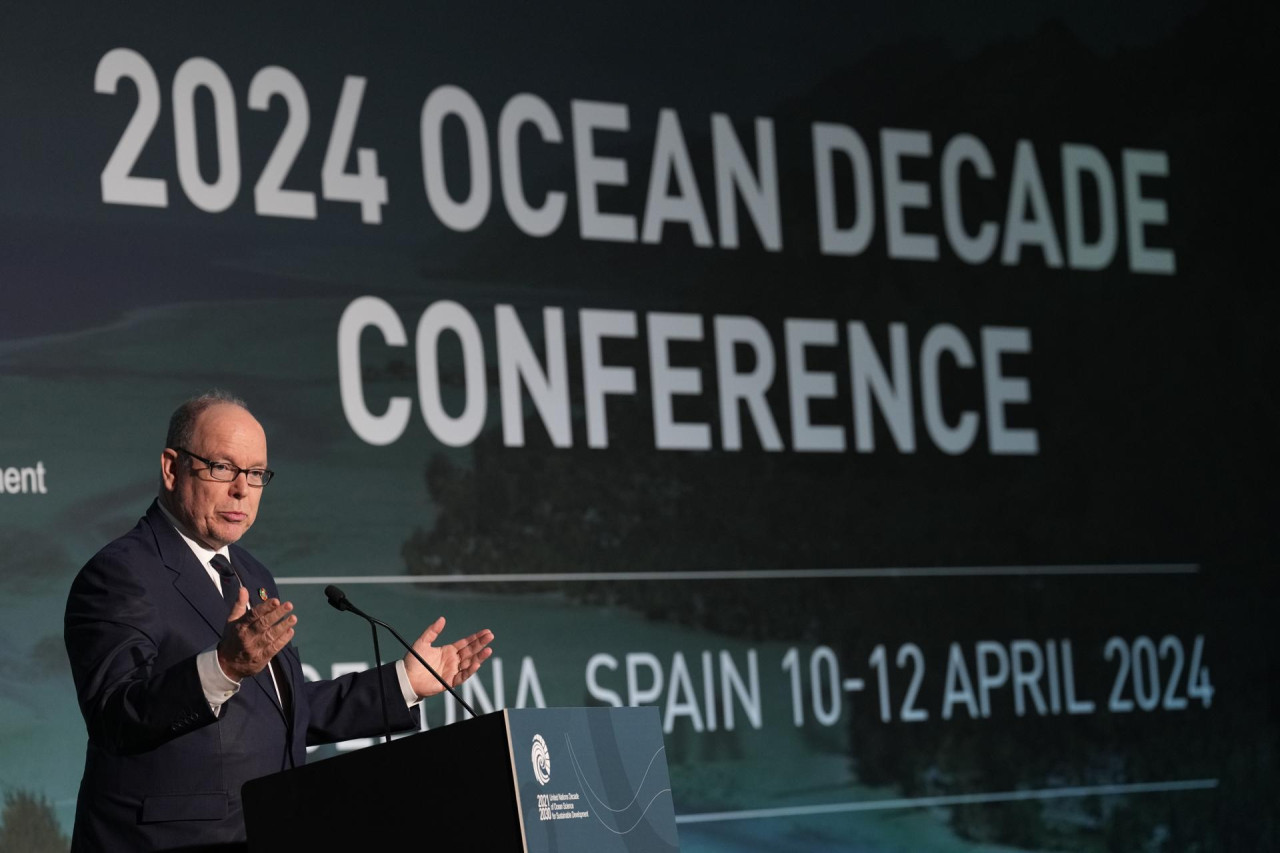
248, 612, 296, 653
455, 629, 494, 656
262, 602, 295, 629
452, 647, 492, 686
266, 614, 298, 644
244, 598, 290, 623
226, 586, 250, 622
453, 630, 493, 658
243, 605, 295, 649
415, 616, 447, 649
265, 626, 295, 657
466, 645, 494, 673
449, 634, 493, 684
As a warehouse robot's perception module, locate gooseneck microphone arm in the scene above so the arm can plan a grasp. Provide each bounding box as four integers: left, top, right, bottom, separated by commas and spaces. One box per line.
369, 618, 391, 743
324, 585, 479, 719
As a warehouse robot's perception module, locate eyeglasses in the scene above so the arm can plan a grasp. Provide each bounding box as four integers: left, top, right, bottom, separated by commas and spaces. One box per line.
175, 448, 275, 487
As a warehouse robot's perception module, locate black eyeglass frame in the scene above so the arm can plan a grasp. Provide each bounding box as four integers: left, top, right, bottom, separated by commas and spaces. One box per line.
174, 447, 275, 487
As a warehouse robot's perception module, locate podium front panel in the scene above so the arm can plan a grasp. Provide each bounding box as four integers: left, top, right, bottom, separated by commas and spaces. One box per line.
504, 707, 679, 853
244, 711, 523, 849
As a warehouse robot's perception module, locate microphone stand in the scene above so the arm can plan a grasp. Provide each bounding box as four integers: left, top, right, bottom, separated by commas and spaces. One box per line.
369, 619, 391, 744
325, 586, 479, 722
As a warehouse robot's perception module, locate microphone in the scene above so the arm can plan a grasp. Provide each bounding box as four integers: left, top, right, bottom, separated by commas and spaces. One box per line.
324, 585, 478, 719
325, 584, 356, 613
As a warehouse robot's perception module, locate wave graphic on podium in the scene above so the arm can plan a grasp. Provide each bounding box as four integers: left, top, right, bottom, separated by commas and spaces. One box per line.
565, 735, 673, 835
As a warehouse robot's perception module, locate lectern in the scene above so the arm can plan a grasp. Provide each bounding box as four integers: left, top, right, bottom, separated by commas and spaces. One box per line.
244, 706, 680, 852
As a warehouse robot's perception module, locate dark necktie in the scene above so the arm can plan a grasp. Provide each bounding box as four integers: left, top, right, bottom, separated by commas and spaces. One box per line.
208, 553, 292, 715
210, 553, 240, 608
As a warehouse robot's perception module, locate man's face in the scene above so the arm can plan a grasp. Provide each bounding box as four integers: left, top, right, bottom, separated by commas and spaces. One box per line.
161, 404, 268, 550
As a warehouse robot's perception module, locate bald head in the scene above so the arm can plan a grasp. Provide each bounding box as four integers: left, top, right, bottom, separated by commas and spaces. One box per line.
166, 390, 250, 449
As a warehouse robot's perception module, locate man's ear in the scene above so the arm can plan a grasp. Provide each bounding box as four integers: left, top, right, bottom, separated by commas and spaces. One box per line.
160, 448, 179, 492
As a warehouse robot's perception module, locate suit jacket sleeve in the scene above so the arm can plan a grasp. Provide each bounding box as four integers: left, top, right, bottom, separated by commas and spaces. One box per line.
300, 662, 417, 746
64, 550, 217, 755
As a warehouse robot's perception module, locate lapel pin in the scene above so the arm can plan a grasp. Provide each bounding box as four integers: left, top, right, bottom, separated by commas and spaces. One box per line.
258, 588, 269, 601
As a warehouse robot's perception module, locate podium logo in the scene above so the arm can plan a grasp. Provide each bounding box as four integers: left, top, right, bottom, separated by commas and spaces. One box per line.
531, 734, 551, 785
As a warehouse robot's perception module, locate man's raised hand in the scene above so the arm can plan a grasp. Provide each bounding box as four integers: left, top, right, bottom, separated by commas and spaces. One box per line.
402, 617, 494, 698
217, 589, 296, 681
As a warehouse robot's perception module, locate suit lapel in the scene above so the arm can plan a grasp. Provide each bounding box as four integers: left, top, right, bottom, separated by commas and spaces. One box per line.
148, 502, 230, 640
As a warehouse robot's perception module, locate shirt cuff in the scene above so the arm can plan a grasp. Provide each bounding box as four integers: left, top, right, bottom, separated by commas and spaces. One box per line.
396, 659, 422, 707
197, 647, 241, 716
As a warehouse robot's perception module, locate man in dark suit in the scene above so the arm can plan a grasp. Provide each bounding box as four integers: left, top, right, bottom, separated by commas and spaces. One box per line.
64, 392, 494, 851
